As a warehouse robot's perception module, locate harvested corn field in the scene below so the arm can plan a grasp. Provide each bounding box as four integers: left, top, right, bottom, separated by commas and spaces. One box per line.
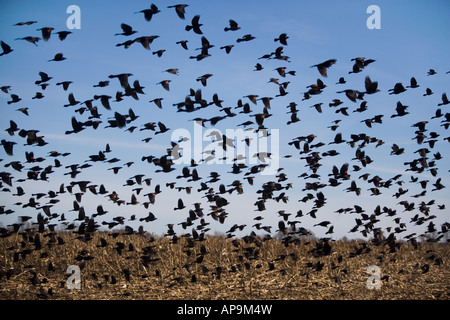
1, 232, 448, 300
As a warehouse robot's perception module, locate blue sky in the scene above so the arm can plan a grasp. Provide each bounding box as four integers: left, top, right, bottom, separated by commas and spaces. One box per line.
0, 0, 449, 240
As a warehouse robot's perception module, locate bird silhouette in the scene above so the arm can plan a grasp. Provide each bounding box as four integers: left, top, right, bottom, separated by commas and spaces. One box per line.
55, 31, 72, 41
176, 40, 189, 50
274, 33, 289, 45
157, 80, 171, 91
224, 19, 240, 31
115, 23, 137, 36
388, 83, 406, 95
174, 198, 186, 210
37, 27, 54, 41
15, 36, 41, 46
135, 4, 160, 21
0, 41, 13, 56
1, 139, 16, 156
168, 4, 189, 19
364, 76, 380, 94
14, 20, 37, 26
185, 15, 203, 34
236, 34, 255, 43
311, 59, 336, 77
48, 53, 66, 62
438, 93, 449, 106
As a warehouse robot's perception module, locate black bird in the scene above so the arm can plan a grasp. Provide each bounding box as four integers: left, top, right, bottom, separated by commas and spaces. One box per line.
1, 140, 16, 156
93, 80, 109, 88
14, 21, 37, 26
37, 27, 54, 41
364, 76, 379, 94
314, 221, 331, 227
236, 34, 255, 43
150, 98, 163, 109
391, 144, 404, 155
438, 93, 449, 106
176, 40, 189, 50
135, 4, 160, 21
274, 33, 289, 45
155, 121, 170, 135
55, 31, 72, 41
122, 269, 131, 282
224, 19, 240, 31
329, 133, 346, 145
351, 57, 376, 69
277, 220, 287, 234
64, 93, 79, 107
168, 4, 189, 19
391, 101, 409, 118
48, 53, 66, 62
7, 94, 21, 104
157, 80, 171, 91
140, 212, 157, 222
185, 15, 203, 34
220, 45, 234, 54
423, 88, 433, 96
152, 49, 166, 57
348, 63, 362, 74
254, 63, 263, 71
134, 36, 159, 50
174, 198, 186, 210
336, 77, 346, 84
5, 120, 19, 136
196, 73, 213, 86
326, 226, 334, 234
388, 83, 406, 95
109, 73, 133, 89
115, 23, 137, 36
56, 81, 73, 91
311, 59, 336, 77
336, 89, 363, 102
35, 71, 52, 85
406, 77, 419, 88
254, 199, 266, 211
0, 41, 13, 56
65, 117, 84, 134
94, 95, 112, 110
411, 121, 428, 132
115, 39, 135, 49
1, 85, 11, 93
15, 36, 41, 46
310, 103, 323, 113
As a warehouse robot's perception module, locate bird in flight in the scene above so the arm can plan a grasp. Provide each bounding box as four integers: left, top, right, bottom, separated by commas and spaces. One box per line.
185, 15, 203, 34
168, 4, 189, 19
0, 41, 13, 56
311, 59, 336, 77
135, 4, 160, 21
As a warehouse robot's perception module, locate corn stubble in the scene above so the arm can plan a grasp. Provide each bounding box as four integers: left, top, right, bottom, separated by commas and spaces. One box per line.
0, 232, 448, 300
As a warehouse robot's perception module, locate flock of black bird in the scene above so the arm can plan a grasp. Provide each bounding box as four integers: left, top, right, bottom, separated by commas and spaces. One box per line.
1, 2, 450, 283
